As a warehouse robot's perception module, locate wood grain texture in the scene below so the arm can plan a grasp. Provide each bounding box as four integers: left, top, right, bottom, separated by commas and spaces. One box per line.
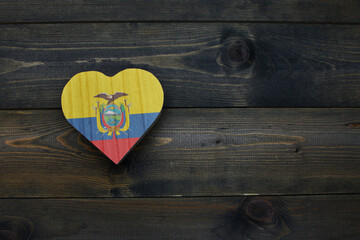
0, 0, 359, 23
1, 23, 360, 108
0, 195, 359, 239
1, 1, 358, 238
61, 69, 164, 164
1, 108, 359, 197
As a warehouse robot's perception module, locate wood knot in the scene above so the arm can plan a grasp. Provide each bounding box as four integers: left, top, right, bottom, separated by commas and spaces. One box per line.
0, 216, 34, 240
245, 199, 275, 224
220, 38, 254, 69
213, 197, 291, 239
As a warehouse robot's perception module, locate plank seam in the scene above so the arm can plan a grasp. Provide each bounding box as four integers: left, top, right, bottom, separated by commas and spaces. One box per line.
1, 193, 360, 200
0, 20, 360, 25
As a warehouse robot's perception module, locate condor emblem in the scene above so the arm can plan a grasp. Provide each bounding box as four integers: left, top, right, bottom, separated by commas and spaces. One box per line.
61, 69, 164, 164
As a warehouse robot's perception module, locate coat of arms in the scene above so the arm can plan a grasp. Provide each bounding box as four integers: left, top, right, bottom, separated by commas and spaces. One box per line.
93, 92, 131, 137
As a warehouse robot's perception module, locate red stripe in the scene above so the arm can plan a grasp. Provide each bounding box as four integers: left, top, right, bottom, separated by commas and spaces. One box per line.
91, 137, 140, 164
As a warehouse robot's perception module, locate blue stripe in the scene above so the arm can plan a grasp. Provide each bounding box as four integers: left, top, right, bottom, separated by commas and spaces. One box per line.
67, 112, 160, 141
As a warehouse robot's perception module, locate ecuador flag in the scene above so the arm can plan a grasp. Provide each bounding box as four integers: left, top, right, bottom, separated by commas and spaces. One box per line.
61, 69, 164, 164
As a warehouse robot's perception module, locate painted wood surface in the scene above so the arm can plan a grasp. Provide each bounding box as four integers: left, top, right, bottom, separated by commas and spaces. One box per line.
0, 0, 359, 23
1, 1, 360, 239
1, 108, 359, 197
0, 195, 359, 239
1, 23, 360, 108
61, 69, 164, 164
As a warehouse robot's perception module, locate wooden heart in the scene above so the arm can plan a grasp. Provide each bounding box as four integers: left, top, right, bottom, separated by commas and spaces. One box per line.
61, 69, 164, 164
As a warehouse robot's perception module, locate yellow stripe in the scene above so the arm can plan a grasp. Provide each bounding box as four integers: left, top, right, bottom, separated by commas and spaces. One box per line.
61, 69, 164, 119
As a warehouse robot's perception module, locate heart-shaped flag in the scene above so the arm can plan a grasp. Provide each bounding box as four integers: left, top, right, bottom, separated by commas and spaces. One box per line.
61, 69, 164, 164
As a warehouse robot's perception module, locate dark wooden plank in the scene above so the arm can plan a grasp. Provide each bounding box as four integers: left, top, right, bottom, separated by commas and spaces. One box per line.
1, 108, 359, 197
1, 23, 360, 108
0, 195, 359, 239
0, 0, 359, 23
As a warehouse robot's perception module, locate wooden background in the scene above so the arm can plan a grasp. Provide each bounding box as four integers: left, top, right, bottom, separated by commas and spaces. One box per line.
0, 1, 360, 239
